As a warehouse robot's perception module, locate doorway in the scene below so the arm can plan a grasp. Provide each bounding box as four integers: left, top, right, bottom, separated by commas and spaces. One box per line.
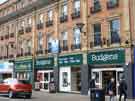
91, 67, 123, 95
102, 71, 116, 95
59, 67, 71, 92
37, 70, 54, 91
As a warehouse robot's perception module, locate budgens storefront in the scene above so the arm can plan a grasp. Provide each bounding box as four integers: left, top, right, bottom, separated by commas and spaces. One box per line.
88, 48, 125, 96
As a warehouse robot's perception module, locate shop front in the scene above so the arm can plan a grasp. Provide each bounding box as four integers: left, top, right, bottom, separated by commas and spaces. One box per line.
88, 48, 125, 96
15, 59, 33, 84
58, 54, 83, 93
35, 57, 54, 92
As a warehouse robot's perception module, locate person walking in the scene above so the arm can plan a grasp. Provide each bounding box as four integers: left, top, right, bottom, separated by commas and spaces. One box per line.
108, 78, 115, 101
119, 76, 127, 101
89, 76, 96, 100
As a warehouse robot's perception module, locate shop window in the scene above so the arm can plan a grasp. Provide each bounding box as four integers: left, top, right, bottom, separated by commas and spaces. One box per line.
50, 72, 54, 81
44, 73, 49, 81
92, 72, 99, 84
62, 72, 68, 87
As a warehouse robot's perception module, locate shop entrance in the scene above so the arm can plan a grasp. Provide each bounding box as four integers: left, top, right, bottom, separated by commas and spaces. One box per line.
102, 71, 116, 95
59, 67, 71, 92
37, 70, 54, 91
91, 67, 123, 96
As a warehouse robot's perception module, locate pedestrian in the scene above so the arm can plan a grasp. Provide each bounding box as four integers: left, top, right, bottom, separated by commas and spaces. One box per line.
107, 78, 115, 101
89, 75, 96, 100
119, 76, 127, 101
89, 76, 96, 89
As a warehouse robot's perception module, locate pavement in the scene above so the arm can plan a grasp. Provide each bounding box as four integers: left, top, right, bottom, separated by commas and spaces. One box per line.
0, 91, 134, 101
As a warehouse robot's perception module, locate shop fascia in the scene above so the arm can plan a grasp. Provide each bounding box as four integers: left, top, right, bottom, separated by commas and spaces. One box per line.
91, 53, 118, 62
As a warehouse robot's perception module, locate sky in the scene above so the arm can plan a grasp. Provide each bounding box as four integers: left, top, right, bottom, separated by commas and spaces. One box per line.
0, 0, 7, 4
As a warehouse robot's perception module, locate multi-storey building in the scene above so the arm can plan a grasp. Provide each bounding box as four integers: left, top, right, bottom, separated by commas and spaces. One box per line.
0, 0, 134, 98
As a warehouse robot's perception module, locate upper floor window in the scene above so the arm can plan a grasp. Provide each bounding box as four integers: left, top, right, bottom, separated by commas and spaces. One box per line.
37, 32, 43, 50
108, 0, 117, 4
93, 23, 101, 46
61, 31, 68, 47
27, 17, 32, 26
27, 40, 32, 53
73, 27, 81, 47
21, 21, 25, 29
107, 0, 119, 9
109, 19, 120, 44
73, 0, 80, 12
39, 14, 44, 23
47, 34, 52, 52
6, 26, 9, 34
61, 4, 68, 15
47, 10, 53, 21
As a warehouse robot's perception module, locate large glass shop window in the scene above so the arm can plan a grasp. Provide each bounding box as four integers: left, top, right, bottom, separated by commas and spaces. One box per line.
16, 72, 30, 80
62, 72, 68, 87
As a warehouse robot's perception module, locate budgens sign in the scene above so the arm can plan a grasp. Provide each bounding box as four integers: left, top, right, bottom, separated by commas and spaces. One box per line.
88, 49, 125, 65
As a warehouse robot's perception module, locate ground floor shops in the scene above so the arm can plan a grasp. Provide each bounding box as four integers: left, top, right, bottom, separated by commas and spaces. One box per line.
13, 48, 134, 98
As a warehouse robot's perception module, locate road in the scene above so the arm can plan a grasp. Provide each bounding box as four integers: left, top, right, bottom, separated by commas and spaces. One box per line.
0, 91, 134, 101
0, 91, 89, 101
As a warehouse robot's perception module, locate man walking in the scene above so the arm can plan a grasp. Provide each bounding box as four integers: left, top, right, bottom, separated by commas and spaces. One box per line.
107, 78, 115, 101
119, 76, 127, 101
89, 76, 96, 100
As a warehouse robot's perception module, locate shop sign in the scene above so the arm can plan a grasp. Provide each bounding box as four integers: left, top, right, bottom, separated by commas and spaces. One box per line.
58, 54, 83, 66
35, 57, 54, 68
88, 49, 125, 65
15, 60, 32, 71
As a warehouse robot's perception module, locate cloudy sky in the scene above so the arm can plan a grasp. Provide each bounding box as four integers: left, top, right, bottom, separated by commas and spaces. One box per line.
0, 0, 7, 4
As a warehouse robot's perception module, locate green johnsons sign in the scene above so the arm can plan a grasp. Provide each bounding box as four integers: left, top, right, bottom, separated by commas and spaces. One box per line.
88, 49, 125, 65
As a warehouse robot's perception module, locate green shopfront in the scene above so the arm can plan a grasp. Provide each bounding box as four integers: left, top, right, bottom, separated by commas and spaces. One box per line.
87, 48, 125, 95
58, 54, 83, 93
35, 57, 54, 92
15, 59, 33, 84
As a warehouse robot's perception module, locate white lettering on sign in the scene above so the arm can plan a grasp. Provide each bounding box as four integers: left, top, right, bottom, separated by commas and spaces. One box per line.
91, 54, 118, 62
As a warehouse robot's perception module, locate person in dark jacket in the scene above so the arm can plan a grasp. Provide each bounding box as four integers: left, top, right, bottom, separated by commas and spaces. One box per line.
89, 76, 96, 98
108, 78, 115, 101
119, 76, 127, 101
89, 76, 96, 89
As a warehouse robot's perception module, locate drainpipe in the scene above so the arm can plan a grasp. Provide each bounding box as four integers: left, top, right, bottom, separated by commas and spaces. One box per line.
128, 0, 134, 98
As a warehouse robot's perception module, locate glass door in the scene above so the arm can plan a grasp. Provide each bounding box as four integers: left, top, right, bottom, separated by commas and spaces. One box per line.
37, 70, 53, 91
59, 67, 71, 92
44, 72, 49, 91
